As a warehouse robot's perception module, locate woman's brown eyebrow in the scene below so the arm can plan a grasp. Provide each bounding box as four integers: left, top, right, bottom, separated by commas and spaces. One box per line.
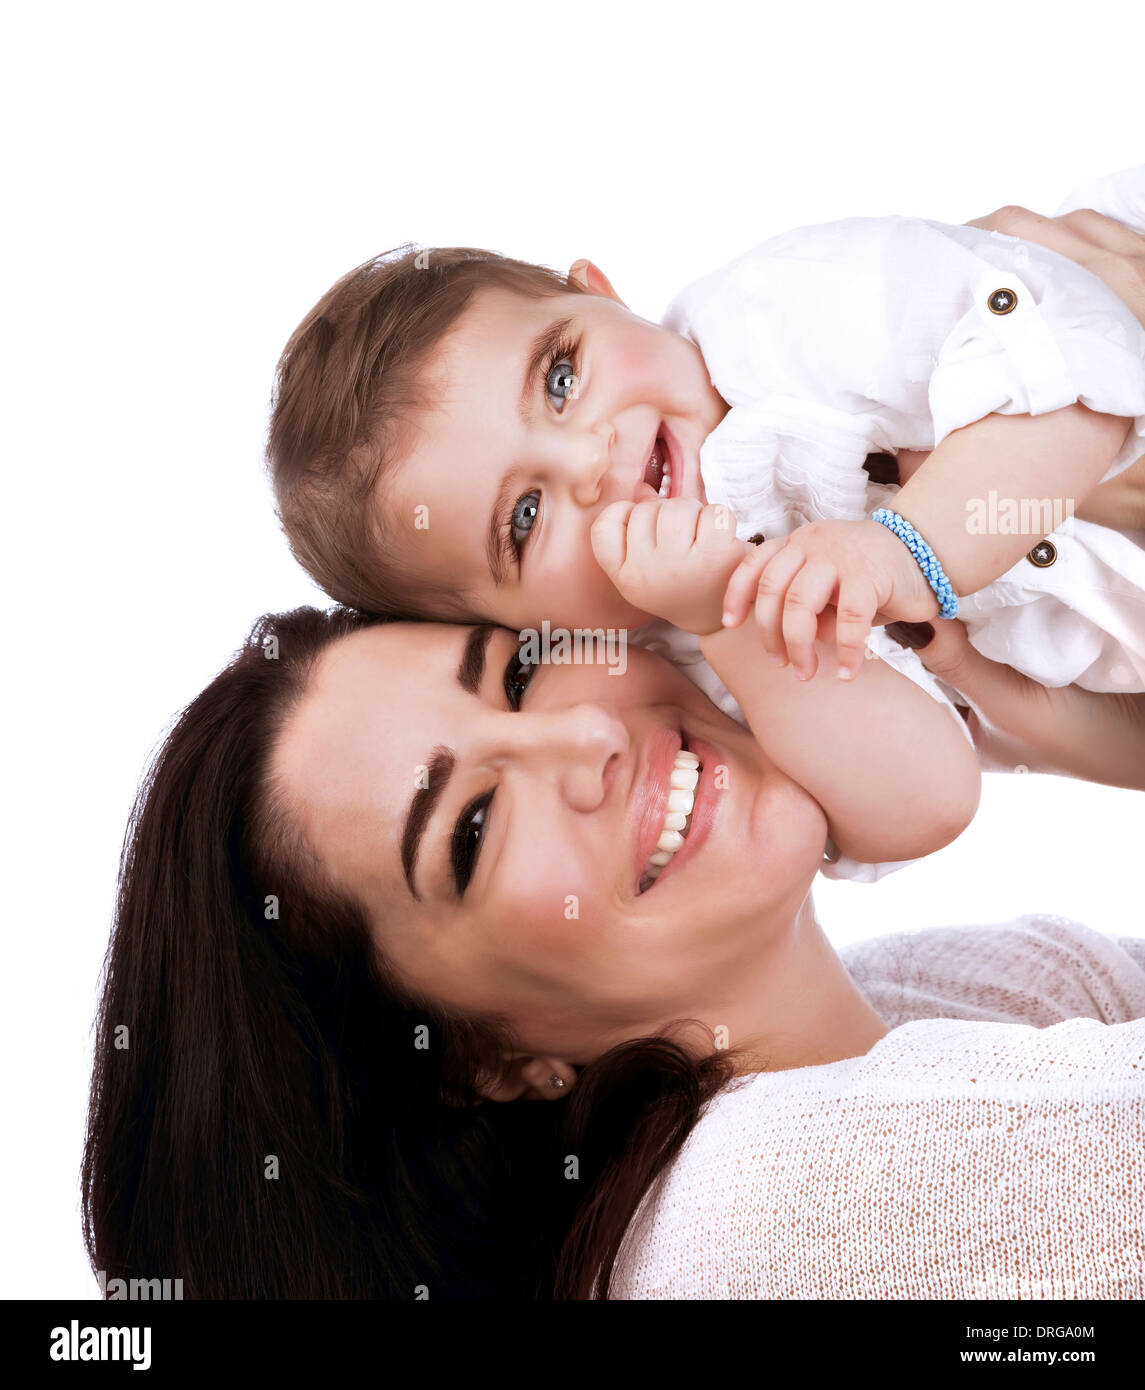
457, 623, 494, 694
401, 746, 454, 900
400, 626, 495, 899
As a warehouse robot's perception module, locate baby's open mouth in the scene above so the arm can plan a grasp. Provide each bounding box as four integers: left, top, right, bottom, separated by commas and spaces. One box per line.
637, 746, 701, 892
642, 434, 673, 498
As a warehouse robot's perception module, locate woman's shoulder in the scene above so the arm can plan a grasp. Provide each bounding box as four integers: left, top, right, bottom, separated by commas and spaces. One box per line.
610, 1003, 1145, 1299
837, 912, 1145, 1029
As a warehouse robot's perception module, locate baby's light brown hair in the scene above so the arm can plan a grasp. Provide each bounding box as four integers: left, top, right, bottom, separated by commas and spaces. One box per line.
267, 244, 585, 616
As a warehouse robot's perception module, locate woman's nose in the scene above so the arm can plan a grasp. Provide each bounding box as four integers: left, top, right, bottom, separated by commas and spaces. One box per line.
485, 704, 630, 812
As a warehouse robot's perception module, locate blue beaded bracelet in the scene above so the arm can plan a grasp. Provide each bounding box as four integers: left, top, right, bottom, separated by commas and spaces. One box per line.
870, 508, 959, 619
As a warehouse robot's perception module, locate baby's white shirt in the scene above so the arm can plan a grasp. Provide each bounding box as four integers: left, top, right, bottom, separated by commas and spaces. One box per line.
638, 165, 1145, 883
661, 163, 1145, 696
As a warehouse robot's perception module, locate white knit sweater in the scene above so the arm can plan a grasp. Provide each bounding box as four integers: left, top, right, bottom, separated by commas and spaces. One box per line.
610, 915, 1145, 1299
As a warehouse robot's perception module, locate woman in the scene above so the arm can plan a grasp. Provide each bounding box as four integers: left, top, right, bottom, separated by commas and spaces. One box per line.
82, 209, 1145, 1300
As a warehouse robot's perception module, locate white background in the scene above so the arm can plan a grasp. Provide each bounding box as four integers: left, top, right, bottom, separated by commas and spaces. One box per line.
3, 0, 1143, 1300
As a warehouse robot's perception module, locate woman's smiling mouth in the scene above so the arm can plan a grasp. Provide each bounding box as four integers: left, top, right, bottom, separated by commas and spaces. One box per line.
633, 728, 720, 894
638, 747, 700, 890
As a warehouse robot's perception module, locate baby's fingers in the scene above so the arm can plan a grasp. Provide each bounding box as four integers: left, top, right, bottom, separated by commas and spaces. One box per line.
834, 576, 880, 681
753, 545, 811, 662
721, 538, 787, 627
590, 500, 637, 580
779, 559, 837, 679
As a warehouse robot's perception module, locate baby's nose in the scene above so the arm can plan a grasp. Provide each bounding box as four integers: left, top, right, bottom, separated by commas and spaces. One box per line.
567, 425, 615, 507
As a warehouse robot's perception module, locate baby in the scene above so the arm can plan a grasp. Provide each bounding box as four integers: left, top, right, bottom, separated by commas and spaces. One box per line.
267, 166, 1145, 879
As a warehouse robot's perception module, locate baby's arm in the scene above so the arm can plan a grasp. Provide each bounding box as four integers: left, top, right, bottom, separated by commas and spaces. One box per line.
592, 498, 981, 865
892, 403, 1133, 597
700, 618, 981, 864
721, 403, 1134, 680
901, 437, 1145, 532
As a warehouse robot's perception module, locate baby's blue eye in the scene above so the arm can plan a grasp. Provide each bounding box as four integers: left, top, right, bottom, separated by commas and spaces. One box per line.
545, 358, 578, 411
510, 491, 540, 546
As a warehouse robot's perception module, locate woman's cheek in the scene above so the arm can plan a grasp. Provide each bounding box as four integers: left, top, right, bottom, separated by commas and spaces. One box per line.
496, 844, 613, 962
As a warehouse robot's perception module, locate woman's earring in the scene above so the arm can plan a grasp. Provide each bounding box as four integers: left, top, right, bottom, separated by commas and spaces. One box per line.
548, 1074, 566, 1090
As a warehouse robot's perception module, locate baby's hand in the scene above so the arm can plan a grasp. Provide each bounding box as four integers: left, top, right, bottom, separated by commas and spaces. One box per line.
590, 497, 752, 635
721, 518, 939, 679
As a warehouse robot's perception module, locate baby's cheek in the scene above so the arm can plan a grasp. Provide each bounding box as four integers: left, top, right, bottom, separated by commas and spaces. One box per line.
612, 322, 678, 392
537, 534, 648, 629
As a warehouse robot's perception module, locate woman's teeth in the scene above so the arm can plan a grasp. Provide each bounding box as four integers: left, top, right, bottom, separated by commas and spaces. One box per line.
639, 749, 701, 892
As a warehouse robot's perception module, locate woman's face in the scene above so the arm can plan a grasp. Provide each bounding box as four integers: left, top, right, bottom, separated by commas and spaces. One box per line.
274, 623, 829, 1063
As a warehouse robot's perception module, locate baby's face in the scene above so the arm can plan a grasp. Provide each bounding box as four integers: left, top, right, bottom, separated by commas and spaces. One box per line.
383, 265, 729, 630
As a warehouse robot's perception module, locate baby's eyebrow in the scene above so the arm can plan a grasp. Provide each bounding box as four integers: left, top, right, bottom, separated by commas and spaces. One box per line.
517, 316, 575, 426
486, 472, 517, 587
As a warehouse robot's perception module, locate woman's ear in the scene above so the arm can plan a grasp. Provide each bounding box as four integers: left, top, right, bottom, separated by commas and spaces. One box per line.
474, 1054, 578, 1102
567, 258, 626, 305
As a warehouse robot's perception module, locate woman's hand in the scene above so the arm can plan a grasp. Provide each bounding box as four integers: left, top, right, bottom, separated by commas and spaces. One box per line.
887, 620, 1145, 791
966, 204, 1145, 529
967, 203, 1145, 319
892, 208, 1145, 789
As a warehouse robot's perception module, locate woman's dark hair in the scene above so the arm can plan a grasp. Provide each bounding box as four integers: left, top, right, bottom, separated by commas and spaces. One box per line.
81, 606, 742, 1299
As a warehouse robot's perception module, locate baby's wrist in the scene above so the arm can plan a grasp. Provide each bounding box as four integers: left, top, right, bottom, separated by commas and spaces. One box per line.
869, 510, 957, 620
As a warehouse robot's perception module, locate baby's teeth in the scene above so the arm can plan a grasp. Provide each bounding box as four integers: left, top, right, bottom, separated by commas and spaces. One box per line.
657, 828, 685, 854
667, 787, 694, 814
677, 751, 699, 767
649, 850, 672, 866
663, 811, 687, 832
670, 765, 699, 791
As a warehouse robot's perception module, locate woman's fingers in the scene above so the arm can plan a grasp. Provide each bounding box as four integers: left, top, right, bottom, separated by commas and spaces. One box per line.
1059, 206, 1145, 255
968, 205, 1145, 321
967, 203, 1082, 246
895, 618, 1062, 759
899, 618, 1145, 790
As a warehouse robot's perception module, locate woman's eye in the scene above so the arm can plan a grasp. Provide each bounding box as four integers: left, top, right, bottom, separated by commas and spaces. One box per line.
451, 649, 536, 895
452, 796, 489, 896
510, 491, 540, 547
545, 357, 578, 412
504, 650, 537, 710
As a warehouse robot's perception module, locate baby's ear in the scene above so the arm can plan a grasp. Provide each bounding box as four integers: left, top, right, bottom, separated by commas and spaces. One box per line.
568, 258, 626, 305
